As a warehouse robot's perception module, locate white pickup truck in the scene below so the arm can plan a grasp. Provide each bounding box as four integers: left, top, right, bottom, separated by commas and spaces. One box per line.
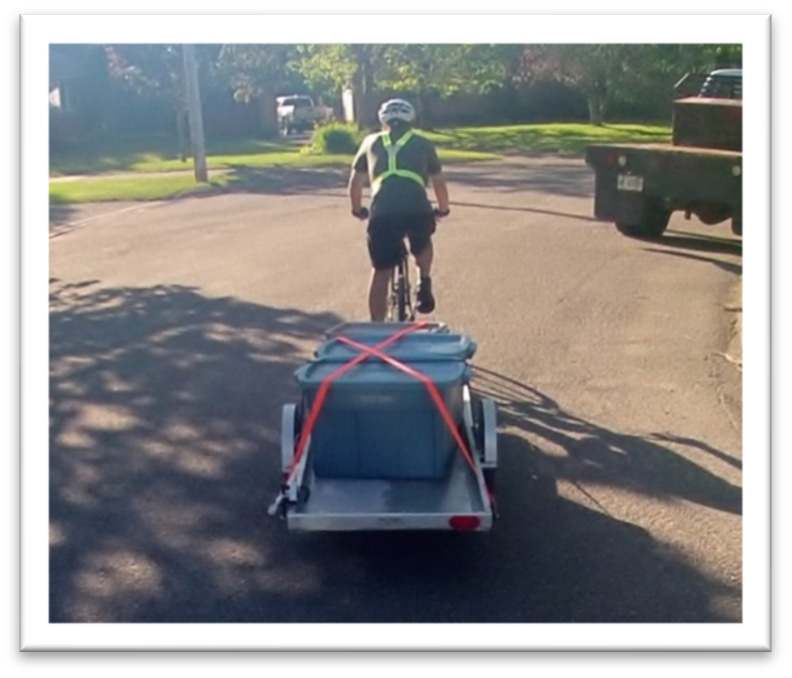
276, 95, 334, 135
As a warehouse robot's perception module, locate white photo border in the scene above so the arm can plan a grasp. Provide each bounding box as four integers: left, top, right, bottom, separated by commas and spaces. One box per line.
22, 12, 771, 650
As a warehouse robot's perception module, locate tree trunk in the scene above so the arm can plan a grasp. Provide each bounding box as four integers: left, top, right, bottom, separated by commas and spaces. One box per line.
417, 90, 434, 130
587, 92, 606, 126
176, 108, 189, 162
353, 46, 376, 128
182, 44, 208, 183
352, 83, 364, 126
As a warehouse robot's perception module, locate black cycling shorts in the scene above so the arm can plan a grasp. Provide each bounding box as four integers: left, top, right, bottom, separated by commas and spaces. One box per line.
367, 213, 436, 270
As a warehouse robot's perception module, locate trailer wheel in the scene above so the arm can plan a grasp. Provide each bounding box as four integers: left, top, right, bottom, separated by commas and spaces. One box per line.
484, 468, 497, 494
474, 398, 498, 492
616, 201, 671, 239
280, 402, 303, 472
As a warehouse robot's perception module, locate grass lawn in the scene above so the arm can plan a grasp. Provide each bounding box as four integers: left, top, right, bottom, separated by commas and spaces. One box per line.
422, 122, 671, 155
49, 122, 670, 203
51, 136, 328, 176
49, 174, 236, 204
50, 134, 498, 177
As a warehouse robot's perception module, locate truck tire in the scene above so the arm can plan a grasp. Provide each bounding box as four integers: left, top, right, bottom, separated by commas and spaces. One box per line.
615, 201, 671, 239
695, 204, 732, 225
731, 214, 742, 236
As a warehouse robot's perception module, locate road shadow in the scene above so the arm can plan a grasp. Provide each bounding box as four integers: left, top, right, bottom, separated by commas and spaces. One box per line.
642, 248, 742, 276
471, 367, 741, 516
662, 229, 742, 255
123, 425, 736, 624
49, 289, 739, 623
201, 166, 349, 198
450, 200, 600, 223
180, 159, 594, 201
49, 203, 81, 238
443, 161, 594, 198
49, 280, 343, 622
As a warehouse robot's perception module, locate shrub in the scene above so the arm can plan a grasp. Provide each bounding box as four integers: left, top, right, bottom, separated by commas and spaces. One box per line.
306, 122, 364, 155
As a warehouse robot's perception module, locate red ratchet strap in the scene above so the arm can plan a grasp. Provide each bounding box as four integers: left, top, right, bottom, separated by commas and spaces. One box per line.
285, 321, 428, 483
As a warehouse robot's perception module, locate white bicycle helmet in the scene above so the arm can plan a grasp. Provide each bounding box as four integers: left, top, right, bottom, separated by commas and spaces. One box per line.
377, 98, 416, 125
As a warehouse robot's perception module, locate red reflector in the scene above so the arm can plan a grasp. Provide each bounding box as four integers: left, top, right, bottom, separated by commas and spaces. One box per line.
449, 515, 480, 531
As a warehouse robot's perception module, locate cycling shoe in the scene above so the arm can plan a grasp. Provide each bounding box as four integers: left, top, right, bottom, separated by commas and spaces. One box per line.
416, 277, 435, 314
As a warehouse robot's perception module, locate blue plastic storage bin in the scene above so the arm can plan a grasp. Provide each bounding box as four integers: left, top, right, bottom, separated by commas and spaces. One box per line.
294, 325, 476, 480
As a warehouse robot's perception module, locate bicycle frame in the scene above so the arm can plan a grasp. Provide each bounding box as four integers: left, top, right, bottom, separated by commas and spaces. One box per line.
388, 242, 415, 322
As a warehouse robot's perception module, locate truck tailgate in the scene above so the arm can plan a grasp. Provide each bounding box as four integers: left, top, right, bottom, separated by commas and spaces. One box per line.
586, 143, 742, 206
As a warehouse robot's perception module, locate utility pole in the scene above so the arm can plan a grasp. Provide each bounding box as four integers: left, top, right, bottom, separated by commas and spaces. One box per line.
182, 44, 208, 183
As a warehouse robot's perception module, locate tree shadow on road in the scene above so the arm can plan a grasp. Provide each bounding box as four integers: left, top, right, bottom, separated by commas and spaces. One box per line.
229, 425, 738, 623
49, 280, 343, 622
443, 161, 595, 198
49, 286, 739, 624
202, 166, 349, 198
178, 160, 595, 201
49, 203, 81, 238
450, 199, 600, 223
471, 366, 741, 516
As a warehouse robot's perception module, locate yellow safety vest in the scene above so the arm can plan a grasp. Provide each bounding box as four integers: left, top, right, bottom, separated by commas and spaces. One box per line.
370, 130, 426, 196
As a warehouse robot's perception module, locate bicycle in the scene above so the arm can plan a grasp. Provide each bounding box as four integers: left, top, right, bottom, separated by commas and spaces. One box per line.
353, 206, 450, 322
389, 240, 415, 322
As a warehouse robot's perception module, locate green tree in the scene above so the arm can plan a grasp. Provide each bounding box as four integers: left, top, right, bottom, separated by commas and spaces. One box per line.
104, 44, 221, 157
295, 44, 389, 125
50, 45, 110, 116
215, 44, 306, 136
526, 45, 646, 124
294, 44, 519, 128
378, 44, 518, 128
519, 44, 742, 125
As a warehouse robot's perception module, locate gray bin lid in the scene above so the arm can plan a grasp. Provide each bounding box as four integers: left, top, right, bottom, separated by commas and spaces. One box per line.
295, 359, 467, 387
313, 330, 477, 364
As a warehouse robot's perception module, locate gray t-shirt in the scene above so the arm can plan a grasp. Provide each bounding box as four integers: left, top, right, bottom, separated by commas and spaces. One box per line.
353, 129, 442, 218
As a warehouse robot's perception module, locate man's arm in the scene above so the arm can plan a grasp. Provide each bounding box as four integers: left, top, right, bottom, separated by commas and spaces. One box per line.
348, 169, 367, 213
426, 142, 449, 213
430, 173, 450, 213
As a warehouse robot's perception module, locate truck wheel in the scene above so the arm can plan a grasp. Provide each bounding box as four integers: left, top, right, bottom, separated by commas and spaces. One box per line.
616, 202, 671, 239
695, 205, 732, 225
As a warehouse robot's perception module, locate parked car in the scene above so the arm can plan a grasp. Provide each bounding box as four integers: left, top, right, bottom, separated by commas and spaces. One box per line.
276, 95, 333, 135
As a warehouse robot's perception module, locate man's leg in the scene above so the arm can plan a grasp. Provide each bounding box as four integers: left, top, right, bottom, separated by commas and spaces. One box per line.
368, 267, 393, 321
410, 215, 436, 314
414, 238, 433, 278
413, 239, 435, 314
367, 216, 400, 321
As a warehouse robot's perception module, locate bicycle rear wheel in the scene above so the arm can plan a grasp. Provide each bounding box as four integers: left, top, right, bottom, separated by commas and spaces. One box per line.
400, 256, 414, 321
397, 266, 408, 321
388, 242, 412, 322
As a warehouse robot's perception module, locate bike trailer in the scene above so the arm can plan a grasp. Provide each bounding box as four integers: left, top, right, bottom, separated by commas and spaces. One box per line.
269, 322, 498, 531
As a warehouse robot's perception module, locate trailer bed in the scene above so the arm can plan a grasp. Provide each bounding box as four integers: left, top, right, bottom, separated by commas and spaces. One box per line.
288, 452, 492, 532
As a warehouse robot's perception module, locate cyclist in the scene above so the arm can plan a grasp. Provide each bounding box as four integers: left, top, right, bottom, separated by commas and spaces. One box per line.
349, 98, 450, 321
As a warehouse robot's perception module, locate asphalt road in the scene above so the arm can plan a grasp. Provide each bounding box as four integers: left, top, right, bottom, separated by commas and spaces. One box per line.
49, 156, 743, 623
